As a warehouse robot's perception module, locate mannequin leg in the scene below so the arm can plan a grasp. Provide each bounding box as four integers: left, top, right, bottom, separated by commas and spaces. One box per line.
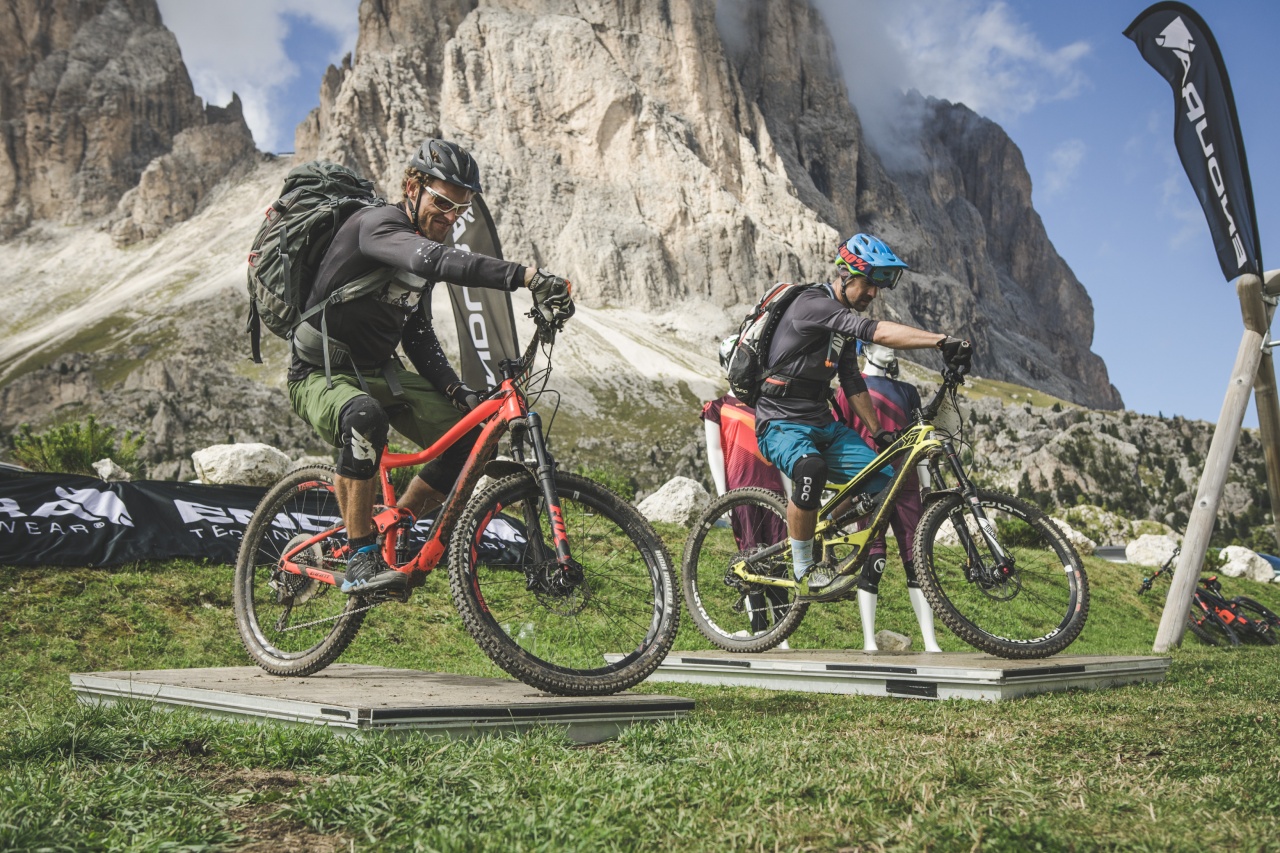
908, 586, 942, 652
857, 589, 878, 651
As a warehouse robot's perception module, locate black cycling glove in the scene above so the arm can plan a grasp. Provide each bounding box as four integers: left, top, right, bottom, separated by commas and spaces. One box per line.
529, 269, 575, 327
446, 381, 481, 412
937, 336, 973, 372
873, 429, 900, 451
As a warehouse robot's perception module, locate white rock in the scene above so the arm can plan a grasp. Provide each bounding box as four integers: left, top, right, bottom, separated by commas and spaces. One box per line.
92, 457, 131, 482
1125, 534, 1180, 567
875, 630, 912, 652
636, 476, 710, 526
1218, 546, 1276, 583
1050, 518, 1097, 554
192, 443, 290, 487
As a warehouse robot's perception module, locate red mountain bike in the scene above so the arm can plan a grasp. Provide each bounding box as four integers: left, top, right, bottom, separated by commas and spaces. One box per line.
232, 307, 679, 695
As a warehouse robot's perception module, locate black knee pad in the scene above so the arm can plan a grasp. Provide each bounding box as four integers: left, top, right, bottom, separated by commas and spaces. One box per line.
336, 396, 389, 479
790, 454, 827, 510
903, 559, 920, 588
858, 556, 886, 594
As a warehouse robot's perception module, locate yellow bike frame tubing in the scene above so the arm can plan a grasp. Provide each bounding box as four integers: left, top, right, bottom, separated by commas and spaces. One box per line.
732, 423, 943, 589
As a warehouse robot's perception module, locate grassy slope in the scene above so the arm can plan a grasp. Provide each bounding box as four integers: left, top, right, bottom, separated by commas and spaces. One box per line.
2, 544, 1280, 851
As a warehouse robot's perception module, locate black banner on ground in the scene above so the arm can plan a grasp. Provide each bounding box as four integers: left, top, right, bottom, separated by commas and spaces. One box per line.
0, 472, 267, 566
0, 472, 530, 568
1125, 2, 1263, 280
445, 194, 521, 390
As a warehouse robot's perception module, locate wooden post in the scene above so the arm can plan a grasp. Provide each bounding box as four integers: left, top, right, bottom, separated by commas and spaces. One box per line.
1257, 269, 1280, 551
1154, 274, 1266, 652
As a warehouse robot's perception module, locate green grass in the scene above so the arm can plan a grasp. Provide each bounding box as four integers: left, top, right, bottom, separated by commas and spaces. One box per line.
2, 549, 1280, 851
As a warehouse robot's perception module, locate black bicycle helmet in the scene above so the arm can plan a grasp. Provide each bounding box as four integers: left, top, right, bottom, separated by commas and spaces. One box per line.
409, 138, 483, 193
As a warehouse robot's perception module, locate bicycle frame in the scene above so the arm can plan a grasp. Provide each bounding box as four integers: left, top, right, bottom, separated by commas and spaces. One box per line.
275, 331, 578, 592
729, 370, 1005, 592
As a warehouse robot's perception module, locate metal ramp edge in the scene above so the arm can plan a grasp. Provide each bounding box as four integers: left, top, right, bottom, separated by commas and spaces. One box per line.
606, 652, 1171, 701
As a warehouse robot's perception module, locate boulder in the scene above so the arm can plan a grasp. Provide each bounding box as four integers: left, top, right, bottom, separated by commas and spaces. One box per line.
1125, 534, 1180, 567
1049, 517, 1097, 555
636, 476, 710, 526
1218, 546, 1276, 583
92, 457, 131, 482
874, 630, 912, 652
192, 443, 290, 487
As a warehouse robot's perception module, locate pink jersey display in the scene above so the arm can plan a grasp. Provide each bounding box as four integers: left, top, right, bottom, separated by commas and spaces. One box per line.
702, 395, 786, 550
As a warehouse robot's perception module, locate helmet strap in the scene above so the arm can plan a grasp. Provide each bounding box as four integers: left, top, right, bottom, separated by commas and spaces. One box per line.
404, 181, 422, 235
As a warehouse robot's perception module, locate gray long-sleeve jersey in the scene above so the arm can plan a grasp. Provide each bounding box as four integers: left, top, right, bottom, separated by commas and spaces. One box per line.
288, 204, 526, 391
754, 284, 879, 432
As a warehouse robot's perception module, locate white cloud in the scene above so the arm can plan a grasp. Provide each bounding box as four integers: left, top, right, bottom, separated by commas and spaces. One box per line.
1043, 138, 1085, 198
815, 0, 1092, 168
156, 0, 359, 152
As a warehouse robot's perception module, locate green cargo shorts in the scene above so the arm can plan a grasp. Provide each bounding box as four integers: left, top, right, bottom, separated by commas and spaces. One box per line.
288, 364, 462, 452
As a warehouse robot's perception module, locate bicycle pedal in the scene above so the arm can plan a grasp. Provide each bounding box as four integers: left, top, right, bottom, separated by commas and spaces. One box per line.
798, 572, 859, 603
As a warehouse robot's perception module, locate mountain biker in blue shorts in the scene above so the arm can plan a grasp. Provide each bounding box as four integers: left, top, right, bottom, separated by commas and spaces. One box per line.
753, 233, 972, 595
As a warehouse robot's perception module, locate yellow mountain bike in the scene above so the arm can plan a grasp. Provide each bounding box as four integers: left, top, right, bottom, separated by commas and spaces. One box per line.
682, 364, 1090, 658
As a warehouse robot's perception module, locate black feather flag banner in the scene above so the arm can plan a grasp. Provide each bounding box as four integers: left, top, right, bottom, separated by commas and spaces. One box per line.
1126, 2, 1262, 281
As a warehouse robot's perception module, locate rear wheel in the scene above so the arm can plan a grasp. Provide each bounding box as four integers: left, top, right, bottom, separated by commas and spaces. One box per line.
914, 490, 1089, 658
1231, 597, 1280, 643
233, 466, 369, 676
448, 471, 678, 695
682, 488, 807, 652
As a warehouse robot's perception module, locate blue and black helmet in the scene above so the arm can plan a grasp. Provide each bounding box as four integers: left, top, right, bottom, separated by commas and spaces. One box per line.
835, 233, 909, 289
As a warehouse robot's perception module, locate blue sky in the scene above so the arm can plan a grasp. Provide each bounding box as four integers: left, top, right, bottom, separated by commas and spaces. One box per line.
158, 0, 1279, 426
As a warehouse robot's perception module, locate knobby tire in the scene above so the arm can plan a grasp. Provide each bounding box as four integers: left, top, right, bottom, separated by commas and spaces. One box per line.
448, 471, 678, 695
914, 489, 1089, 658
682, 487, 807, 652
233, 466, 368, 676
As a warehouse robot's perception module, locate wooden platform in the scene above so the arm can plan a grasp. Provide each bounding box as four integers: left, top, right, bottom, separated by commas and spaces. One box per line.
612, 650, 1170, 701
70, 664, 694, 744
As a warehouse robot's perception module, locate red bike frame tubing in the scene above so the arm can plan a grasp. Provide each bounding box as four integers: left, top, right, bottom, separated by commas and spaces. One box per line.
377, 379, 529, 575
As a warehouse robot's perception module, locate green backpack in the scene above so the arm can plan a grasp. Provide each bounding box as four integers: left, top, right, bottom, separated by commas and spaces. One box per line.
245, 161, 391, 363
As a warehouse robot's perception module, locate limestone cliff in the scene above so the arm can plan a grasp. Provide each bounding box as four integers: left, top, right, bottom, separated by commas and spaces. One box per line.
0, 0, 257, 239
296, 0, 1121, 409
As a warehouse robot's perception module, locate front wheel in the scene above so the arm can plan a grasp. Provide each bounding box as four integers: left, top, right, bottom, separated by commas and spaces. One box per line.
682, 487, 807, 651
448, 471, 679, 695
914, 490, 1089, 658
233, 466, 369, 676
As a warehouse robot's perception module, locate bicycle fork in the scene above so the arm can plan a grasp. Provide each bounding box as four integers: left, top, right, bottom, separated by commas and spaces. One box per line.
937, 438, 1013, 582
522, 411, 584, 590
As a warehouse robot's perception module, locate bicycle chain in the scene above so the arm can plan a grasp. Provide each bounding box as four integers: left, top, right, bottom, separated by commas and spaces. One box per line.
279, 601, 381, 632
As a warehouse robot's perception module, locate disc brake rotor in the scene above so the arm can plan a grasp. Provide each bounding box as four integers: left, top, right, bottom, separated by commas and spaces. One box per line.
271, 533, 326, 605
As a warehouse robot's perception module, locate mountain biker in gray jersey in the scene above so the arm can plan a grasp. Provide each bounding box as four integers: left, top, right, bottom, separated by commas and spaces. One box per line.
753, 232, 972, 595
287, 138, 573, 594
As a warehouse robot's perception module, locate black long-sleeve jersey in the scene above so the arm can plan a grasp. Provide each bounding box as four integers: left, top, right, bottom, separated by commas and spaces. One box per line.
288, 203, 526, 391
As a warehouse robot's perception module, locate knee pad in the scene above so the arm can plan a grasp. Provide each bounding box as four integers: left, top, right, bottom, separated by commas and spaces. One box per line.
336, 396, 388, 479
790, 454, 827, 510
858, 556, 886, 594
903, 559, 920, 589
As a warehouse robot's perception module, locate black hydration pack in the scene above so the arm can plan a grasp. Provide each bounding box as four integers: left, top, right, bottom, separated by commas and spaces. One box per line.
724, 282, 824, 406
245, 161, 393, 364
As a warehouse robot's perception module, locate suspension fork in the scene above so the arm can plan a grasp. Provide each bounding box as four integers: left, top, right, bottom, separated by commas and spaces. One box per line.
524, 411, 579, 575
937, 438, 1011, 570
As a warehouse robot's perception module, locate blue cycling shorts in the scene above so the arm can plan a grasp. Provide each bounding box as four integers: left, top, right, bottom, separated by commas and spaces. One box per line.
757, 419, 892, 491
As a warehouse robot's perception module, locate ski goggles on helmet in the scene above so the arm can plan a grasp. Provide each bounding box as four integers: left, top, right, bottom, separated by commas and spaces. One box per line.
840, 264, 904, 289
422, 184, 473, 216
